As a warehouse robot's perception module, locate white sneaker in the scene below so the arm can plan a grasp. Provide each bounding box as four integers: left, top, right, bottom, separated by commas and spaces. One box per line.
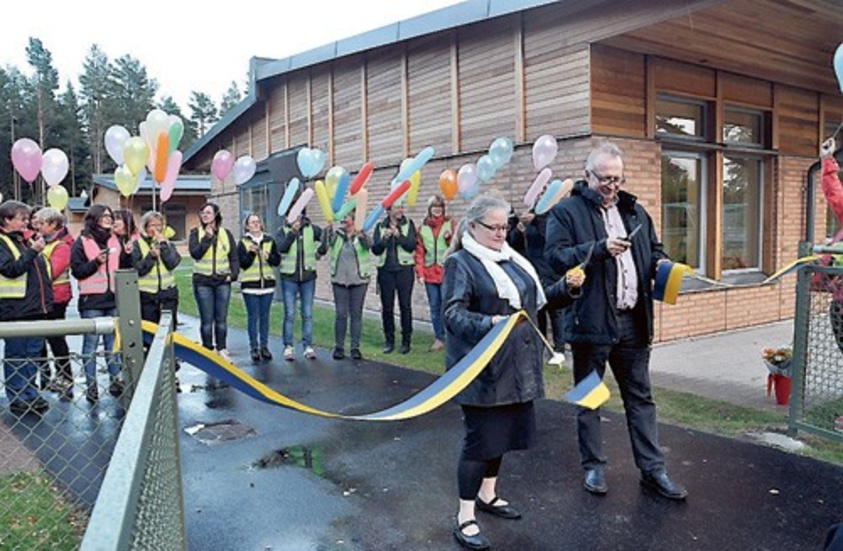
284, 346, 295, 362
548, 351, 566, 366
304, 347, 316, 360
218, 349, 232, 363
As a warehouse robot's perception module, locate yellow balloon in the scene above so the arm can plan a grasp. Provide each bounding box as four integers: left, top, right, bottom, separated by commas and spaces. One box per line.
314, 180, 334, 223
399, 158, 421, 207
114, 165, 137, 198
123, 137, 150, 176
325, 166, 346, 199
47, 185, 69, 210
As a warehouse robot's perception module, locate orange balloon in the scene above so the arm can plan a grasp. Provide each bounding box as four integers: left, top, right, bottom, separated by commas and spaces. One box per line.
153, 132, 169, 184
439, 169, 458, 201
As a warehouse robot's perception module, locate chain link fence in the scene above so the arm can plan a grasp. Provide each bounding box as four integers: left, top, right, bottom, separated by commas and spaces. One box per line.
1, 345, 131, 550
789, 258, 843, 442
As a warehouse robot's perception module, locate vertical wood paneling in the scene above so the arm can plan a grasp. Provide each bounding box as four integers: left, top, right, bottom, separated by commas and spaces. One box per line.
775, 84, 820, 156
401, 48, 409, 158
333, 57, 364, 167
366, 48, 403, 165
251, 117, 266, 160
514, 17, 525, 142
361, 63, 369, 161
591, 45, 646, 137
407, 32, 453, 156
450, 33, 460, 152
268, 81, 287, 154
287, 75, 309, 146
458, 18, 517, 151
311, 68, 330, 154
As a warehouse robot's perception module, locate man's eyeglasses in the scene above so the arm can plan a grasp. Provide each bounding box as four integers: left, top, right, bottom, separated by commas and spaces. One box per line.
589, 171, 625, 186
474, 220, 508, 233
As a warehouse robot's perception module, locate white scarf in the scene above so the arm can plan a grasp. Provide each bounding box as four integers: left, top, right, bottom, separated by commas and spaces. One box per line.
462, 232, 547, 310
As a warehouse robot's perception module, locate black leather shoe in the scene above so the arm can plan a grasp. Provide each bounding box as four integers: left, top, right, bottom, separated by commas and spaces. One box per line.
453, 519, 489, 551
332, 348, 345, 360
350, 348, 362, 360
584, 468, 608, 495
475, 496, 521, 519
382, 343, 394, 354
641, 470, 688, 500
399, 343, 411, 354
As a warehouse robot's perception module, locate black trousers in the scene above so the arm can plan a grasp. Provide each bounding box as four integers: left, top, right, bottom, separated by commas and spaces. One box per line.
571, 307, 664, 474
40, 304, 72, 383
377, 267, 414, 346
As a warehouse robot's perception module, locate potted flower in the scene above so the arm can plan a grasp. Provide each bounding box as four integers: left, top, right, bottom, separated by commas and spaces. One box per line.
762, 345, 793, 405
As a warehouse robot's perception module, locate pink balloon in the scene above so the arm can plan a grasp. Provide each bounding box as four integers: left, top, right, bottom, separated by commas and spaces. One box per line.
11, 138, 43, 184
532, 134, 558, 171
161, 150, 183, 201
524, 168, 553, 208
211, 150, 234, 181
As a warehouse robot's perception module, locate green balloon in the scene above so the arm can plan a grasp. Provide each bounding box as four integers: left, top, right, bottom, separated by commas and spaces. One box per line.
334, 197, 358, 220
167, 117, 184, 154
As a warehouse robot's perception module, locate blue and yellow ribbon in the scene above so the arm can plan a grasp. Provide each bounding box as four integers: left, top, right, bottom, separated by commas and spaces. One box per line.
142, 310, 609, 421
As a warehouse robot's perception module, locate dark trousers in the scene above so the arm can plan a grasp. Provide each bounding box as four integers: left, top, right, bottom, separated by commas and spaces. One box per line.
571, 308, 664, 474
538, 305, 566, 352
333, 283, 368, 351
42, 304, 72, 383
377, 268, 414, 346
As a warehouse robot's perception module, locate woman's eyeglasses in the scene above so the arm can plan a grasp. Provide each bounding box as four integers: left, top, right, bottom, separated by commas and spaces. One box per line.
475, 220, 508, 233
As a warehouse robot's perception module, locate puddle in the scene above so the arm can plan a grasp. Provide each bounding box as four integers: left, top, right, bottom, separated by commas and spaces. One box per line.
184, 420, 256, 444
252, 445, 325, 476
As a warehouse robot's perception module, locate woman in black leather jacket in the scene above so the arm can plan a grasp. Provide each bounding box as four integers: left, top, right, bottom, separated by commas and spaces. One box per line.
442, 194, 583, 551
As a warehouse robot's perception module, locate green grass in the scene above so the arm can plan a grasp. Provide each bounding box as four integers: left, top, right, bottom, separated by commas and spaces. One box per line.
174, 261, 843, 466
0, 471, 85, 550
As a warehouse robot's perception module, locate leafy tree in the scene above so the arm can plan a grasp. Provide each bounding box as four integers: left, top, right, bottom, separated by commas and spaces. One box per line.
111, 54, 158, 133
188, 91, 218, 138
79, 45, 116, 175
219, 81, 242, 118
55, 83, 90, 196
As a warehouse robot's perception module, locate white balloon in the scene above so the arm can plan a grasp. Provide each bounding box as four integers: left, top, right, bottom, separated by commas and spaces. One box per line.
104, 125, 130, 165
233, 155, 257, 185
41, 148, 70, 187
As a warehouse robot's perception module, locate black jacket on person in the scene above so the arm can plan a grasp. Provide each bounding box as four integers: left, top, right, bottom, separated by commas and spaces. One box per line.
70, 230, 133, 312
0, 230, 53, 321
507, 211, 557, 288
188, 227, 240, 286
442, 249, 578, 407
371, 215, 416, 272
131, 234, 182, 301
544, 181, 666, 346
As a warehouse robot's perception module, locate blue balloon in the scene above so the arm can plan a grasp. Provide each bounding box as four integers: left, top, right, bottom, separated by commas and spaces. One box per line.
534, 179, 562, 215
488, 137, 513, 169
476, 155, 496, 182
835, 43, 843, 94
331, 172, 351, 214
277, 178, 300, 216
394, 146, 434, 183
362, 204, 385, 233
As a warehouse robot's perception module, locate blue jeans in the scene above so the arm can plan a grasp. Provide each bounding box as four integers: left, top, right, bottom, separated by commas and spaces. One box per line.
194, 283, 231, 351
243, 292, 274, 350
425, 282, 445, 341
4, 335, 44, 403
282, 279, 315, 348
81, 308, 121, 384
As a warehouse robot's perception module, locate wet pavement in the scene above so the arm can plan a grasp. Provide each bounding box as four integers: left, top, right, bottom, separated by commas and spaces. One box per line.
174, 317, 843, 551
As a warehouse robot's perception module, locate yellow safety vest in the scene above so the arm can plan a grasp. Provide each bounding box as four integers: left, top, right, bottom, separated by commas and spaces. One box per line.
279, 226, 316, 275
330, 233, 371, 278
137, 238, 176, 294
194, 229, 231, 277
240, 238, 276, 284
419, 220, 453, 267
0, 233, 26, 299
42, 240, 70, 286
375, 222, 414, 267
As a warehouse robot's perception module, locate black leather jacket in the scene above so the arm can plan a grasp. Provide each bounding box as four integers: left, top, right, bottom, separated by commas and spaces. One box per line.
442, 249, 577, 407
544, 181, 666, 345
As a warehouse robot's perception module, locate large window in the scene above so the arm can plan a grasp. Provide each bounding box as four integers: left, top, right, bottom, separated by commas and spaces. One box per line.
658, 95, 769, 277
661, 153, 704, 269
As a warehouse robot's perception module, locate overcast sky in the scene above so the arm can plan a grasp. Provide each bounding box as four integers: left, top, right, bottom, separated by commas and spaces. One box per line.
0, 0, 463, 112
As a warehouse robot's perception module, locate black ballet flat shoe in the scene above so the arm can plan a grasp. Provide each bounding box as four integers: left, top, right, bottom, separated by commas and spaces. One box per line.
453, 519, 489, 551
475, 496, 522, 519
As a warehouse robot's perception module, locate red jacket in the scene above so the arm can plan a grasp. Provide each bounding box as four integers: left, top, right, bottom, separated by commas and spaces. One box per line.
45, 227, 74, 305
414, 216, 455, 283
823, 157, 843, 225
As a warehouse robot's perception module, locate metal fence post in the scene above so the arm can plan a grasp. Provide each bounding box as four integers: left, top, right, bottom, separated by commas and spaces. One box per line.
115, 270, 145, 391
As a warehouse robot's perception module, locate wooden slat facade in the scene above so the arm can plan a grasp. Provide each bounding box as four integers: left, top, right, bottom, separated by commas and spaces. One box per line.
186, 0, 843, 342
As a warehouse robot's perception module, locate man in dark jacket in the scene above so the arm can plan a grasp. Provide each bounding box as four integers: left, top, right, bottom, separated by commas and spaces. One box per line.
544, 141, 687, 501
0, 201, 52, 414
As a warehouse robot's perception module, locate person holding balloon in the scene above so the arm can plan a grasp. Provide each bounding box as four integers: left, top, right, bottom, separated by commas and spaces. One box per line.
237, 213, 281, 363
275, 208, 328, 362
70, 204, 133, 404
326, 209, 372, 360
0, 201, 53, 415
189, 202, 240, 367
372, 201, 417, 354
33, 207, 76, 402
414, 194, 455, 352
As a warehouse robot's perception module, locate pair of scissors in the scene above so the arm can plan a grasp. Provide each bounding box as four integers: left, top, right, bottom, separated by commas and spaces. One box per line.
622, 223, 643, 243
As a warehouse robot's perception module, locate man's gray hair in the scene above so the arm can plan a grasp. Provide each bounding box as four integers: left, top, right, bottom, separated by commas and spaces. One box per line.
585, 140, 624, 172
